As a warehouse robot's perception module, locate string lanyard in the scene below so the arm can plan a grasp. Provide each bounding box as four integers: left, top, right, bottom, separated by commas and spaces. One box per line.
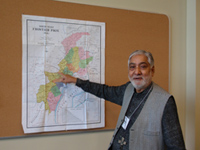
122, 85, 153, 130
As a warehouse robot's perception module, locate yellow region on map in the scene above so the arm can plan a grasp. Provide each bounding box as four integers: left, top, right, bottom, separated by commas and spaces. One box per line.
36, 81, 56, 113
44, 72, 61, 82
58, 59, 68, 72
71, 47, 80, 72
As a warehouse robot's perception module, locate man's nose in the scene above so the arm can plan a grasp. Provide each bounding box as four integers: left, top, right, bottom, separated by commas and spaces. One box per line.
135, 66, 142, 75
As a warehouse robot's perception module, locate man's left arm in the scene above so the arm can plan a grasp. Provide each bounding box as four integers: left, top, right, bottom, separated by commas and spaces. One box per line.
162, 96, 186, 150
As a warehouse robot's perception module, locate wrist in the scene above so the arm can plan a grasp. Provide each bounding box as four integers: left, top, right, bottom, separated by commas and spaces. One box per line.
73, 77, 77, 83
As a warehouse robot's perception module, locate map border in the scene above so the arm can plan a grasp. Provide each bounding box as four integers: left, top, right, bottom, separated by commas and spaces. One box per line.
22, 15, 105, 132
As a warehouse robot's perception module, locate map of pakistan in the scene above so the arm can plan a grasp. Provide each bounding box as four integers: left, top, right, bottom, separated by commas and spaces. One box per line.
22, 15, 105, 133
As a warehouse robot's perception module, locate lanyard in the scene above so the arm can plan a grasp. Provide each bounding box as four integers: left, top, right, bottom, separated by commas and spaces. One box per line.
122, 85, 153, 130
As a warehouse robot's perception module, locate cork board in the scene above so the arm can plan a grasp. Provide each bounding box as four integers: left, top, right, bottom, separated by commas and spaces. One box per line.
0, 0, 169, 138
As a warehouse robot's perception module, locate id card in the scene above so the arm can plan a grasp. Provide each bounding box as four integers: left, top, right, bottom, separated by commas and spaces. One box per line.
122, 116, 130, 130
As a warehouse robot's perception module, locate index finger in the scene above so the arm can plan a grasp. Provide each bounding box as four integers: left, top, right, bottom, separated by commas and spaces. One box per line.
53, 78, 63, 83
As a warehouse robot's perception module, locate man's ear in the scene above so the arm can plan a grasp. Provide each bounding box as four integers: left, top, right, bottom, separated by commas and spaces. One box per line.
151, 66, 155, 76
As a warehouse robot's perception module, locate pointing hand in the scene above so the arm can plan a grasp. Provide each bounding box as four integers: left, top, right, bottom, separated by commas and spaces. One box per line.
53, 72, 77, 84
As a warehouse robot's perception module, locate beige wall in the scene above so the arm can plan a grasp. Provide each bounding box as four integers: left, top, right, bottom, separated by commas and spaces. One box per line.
1, 0, 199, 149
196, 0, 200, 149
186, 0, 196, 149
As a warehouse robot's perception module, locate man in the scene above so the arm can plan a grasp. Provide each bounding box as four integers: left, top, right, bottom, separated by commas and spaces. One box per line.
53, 50, 186, 150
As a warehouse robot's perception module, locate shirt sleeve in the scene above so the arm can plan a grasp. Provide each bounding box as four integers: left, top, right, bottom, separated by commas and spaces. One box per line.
162, 96, 186, 150
76, 78, 130, 106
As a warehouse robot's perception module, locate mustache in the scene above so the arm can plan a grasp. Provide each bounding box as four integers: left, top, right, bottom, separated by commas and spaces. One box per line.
129, 76, 144, 80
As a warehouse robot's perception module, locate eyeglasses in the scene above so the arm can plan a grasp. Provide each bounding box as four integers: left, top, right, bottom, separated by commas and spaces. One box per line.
128, 63, 149, 71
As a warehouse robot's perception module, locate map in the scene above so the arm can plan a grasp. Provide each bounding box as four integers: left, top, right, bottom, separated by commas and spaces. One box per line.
22, 15, 105, 133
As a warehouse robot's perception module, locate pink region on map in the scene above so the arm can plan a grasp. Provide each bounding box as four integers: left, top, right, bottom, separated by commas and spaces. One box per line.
78, 47, 91, 60
61, 32, 90, 54
77, 68, 88, 76
47, 92, 62, 111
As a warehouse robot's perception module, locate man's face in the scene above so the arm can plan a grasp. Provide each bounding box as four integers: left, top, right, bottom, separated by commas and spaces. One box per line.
128, 54, 154, 93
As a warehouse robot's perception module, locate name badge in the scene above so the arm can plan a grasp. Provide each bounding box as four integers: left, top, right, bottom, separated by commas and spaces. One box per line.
122, 116, 130, 130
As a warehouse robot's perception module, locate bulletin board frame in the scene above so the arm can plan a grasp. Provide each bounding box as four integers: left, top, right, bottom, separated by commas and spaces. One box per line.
0, 0, 169, 138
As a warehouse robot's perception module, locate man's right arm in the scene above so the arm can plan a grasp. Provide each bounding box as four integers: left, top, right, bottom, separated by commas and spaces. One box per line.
53, 73, 129, 106
76, 78, 129, 106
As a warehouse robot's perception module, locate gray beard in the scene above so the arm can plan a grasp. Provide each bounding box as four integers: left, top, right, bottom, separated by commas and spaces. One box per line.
128, 74, 152, 91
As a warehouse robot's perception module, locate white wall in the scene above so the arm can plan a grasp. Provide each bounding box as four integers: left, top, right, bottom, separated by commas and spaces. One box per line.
1, 0, 199, 149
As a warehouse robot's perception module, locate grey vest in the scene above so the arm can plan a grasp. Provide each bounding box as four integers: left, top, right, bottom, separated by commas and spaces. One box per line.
108, 82, 171, 150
